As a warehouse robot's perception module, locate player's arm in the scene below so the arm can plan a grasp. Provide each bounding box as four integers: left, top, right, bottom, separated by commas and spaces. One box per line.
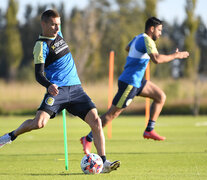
35, 63, 52, 88
125, 36, 136, 52
145, 36, 189, 64
125, 45, 130, 52
35, 64, 59, 96
149, 48, 189, 64
33, 41, 59, 96
33, 42, 51, 88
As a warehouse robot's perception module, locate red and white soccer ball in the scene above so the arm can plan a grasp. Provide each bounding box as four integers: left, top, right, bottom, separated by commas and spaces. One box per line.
81, 153, 103, 174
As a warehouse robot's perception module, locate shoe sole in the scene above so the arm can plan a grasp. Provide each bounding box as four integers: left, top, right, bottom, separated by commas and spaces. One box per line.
110, 160, 121, 171
0, 142, 11, 148
143, 136, 165, 141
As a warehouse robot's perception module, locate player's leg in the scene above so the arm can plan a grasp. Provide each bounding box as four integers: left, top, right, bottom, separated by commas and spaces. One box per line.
80, 105, 123, 154
0, 111, 50, 148
0, 87, 66, 148
101, 105, 124, 127
81, 81, 135, 153
84, 108, 120, 173
139, 80, 166, 140
69, 85, 120, 173
81, 105, 124, 152
13, 110, 50, 137
84, 108, 105, 156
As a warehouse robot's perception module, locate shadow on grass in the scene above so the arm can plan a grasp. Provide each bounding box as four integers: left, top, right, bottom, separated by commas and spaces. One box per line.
1, 151, 207, 160
27, 173, 85, 176
0, 172, 85, 176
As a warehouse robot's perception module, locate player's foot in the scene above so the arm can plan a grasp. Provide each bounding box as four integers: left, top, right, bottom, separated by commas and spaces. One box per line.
80, 136, 92, 154
143, 130, 166, 141
101, 160, 121, 173
0, 134, 12, 148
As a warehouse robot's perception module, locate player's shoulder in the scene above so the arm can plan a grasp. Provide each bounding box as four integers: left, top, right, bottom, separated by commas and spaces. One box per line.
34, 40, 43, 48
33, 40, 46, 54
133, 33, 146, 47
143, 33, 152, 41
33, 36, 50, 51
134, 33, 146, 43
33, 40, 41, 52
143, 33, 157, 48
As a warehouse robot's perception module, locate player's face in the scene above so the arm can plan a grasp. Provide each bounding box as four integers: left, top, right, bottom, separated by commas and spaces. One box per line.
41, 17, 60, 37
152, 24, 162, 41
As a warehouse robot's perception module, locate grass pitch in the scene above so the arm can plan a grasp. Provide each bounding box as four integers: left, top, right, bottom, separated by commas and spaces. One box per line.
0, 115, 207, 180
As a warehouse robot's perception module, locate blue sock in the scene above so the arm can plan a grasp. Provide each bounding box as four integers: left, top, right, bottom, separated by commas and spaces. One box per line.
146, 120, 155, 132
86, 131, 93, 142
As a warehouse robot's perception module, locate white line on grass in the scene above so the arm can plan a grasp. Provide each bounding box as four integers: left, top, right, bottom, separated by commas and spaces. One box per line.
195, 122, 207, 127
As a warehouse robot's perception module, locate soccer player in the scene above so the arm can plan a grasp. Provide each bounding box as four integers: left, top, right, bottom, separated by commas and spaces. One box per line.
80, 17, 189, 154
0, 9, 120, 173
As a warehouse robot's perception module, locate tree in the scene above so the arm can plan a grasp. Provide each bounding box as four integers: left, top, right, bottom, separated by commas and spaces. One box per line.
66, 0, 108, 79
3, 0, 23, 81
108, 0, 143, 77
183, 0, 200, 115
0, 9, 6, 78
197, 17, 207, 75
183, 0, 200, 77
144, 0, 157, 19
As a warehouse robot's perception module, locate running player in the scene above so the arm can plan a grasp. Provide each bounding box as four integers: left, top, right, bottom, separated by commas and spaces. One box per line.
0, 9, 120, 173
80, 17, 189, 154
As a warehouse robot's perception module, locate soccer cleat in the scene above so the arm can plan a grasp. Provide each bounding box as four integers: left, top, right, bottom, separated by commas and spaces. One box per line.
101, 160, 121, 173
0, 134, 12, 148
143, 130, 166, 141
80, 136, 92, 154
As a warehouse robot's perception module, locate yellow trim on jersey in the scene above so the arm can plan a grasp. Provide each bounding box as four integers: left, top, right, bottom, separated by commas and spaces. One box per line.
144, 34, 158, 54
33, 41, 44, 64
117, 84, 133, 108
33, 35, 56, 65
39, 35, 56, 39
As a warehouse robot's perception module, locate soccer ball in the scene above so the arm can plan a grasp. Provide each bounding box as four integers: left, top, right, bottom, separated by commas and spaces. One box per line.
80, 153, 103, 174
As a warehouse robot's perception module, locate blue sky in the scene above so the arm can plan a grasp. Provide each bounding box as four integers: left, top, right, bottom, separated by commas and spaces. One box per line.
0, 0, 206, 26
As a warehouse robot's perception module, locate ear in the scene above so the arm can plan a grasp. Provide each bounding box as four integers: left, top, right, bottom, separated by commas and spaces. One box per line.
150, 26, 155, 33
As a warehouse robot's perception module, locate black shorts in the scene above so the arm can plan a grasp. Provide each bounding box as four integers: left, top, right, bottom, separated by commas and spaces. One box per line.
112, 80, 147, 109
38, 85, 96, 120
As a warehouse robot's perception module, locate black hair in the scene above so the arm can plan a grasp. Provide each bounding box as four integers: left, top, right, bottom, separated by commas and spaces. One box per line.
41, 9, 60, 22
145, 17, 163, 31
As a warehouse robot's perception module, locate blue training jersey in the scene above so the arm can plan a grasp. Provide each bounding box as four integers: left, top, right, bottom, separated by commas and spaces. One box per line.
33, 31, 81, 87
118, 33, 158, 88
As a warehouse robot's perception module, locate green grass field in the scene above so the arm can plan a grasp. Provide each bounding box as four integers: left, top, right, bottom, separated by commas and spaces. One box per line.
0, 115, 207, 180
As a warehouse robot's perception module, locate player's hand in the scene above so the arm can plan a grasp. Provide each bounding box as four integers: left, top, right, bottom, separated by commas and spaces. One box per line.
48, 84, 59, 96
175, 48, 189, 59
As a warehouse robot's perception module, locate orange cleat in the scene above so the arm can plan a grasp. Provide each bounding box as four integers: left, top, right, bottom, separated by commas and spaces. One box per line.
143, 130, 166, 141
80, 136, 92, 154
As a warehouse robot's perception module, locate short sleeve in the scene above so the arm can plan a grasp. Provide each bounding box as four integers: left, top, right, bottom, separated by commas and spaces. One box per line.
144, 36, 158, 54
33, 41, 48, 64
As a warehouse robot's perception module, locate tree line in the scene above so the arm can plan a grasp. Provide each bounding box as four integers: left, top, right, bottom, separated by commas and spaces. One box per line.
0, 0, 206, 82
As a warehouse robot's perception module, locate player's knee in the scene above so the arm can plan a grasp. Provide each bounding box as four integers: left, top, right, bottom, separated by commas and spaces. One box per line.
37, 120, 46, 129
90, 117, 102, 132
33, 117, 48, 129
160, 91, 166, 104
155, 91, 166, 104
